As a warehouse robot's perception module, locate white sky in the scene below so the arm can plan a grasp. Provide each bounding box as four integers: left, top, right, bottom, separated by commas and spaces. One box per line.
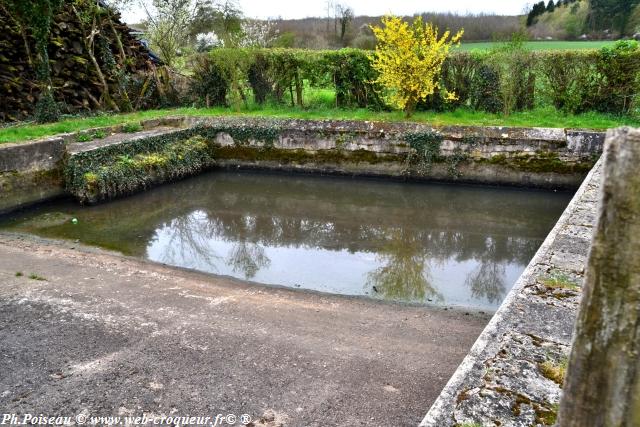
122, 0, 531, 23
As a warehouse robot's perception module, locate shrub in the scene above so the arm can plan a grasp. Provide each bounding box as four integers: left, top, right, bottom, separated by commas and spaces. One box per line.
471, 64, 503, 113
420, 52, 483, 111
539, 51, 600, 113
190, 53, 230, 107
369, 15, 463, 117
595, 40, 640, 114
247, 51, 272, 105
485, 37, 536, 115
321, 49, 384, 109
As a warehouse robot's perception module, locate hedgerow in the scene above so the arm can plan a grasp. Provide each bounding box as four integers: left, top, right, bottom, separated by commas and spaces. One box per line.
188, 42, 640, 116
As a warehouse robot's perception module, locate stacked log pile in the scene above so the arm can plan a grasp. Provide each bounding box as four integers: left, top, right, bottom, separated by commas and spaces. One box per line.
0, 2, 182, 122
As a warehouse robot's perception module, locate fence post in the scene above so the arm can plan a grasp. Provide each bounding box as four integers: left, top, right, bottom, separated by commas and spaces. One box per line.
558, 128, 640, 427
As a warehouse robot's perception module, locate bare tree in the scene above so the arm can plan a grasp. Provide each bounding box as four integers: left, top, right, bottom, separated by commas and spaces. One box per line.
336, 4, 354, 45
140, 0, 200, 66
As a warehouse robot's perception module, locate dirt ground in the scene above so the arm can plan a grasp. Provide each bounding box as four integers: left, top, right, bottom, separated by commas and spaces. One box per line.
0, 233, 489, 427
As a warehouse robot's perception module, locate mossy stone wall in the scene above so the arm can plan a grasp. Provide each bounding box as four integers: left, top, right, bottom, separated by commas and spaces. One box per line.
0, 117, 606, 212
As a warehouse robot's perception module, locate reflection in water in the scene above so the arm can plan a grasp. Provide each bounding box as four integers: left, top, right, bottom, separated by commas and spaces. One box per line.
0, 171, 573, 310
367, 229, 443, 303
464, 237, 508, 305
154, 211, 222, 271
466, 262, 507, 305
226, 241, 271, 279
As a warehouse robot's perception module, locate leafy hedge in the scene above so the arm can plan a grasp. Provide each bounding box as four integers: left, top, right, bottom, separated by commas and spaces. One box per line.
190, 48, 385, 110
189, 43, 640, 115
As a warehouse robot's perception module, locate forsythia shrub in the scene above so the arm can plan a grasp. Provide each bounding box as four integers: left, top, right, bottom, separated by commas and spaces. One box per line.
369, 15, 463, 117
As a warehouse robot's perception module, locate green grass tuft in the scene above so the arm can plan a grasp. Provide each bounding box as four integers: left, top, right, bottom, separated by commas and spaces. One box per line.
122, 122, 143, 133
92, 129, 107, 139
75, 133, 93, 142
540, 271, 580, 290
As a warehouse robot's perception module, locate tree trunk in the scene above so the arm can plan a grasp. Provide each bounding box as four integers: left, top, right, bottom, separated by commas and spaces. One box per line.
294, 71, 303, 107
558, 127, 640, 427
72, 6, 119, 112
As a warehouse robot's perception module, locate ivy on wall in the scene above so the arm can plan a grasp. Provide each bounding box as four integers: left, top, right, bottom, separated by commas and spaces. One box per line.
403, 131, 445, 175
64, 123, 282, 203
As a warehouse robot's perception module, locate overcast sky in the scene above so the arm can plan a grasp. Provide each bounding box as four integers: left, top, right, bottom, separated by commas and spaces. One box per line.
122, 0, 531, 23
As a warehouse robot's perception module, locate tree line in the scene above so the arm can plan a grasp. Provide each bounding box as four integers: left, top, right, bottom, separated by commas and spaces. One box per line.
527, 0, 640, 35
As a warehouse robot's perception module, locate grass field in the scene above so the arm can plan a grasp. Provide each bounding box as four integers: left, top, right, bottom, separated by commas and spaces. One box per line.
2, 105, 638, 144
457, 40, 617, 51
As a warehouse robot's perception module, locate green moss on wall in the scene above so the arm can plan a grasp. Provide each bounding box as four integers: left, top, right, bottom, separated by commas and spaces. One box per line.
61, 124, 596, 206
214, 145, 399, 165
483, 152, 594, 174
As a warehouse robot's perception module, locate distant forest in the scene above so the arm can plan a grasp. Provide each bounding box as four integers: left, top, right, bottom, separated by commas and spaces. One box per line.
267, 0, 640, 49
121, 0, 640, 55
272, 13, 522, 49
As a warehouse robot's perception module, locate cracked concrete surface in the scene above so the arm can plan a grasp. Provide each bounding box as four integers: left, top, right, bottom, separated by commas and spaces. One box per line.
0, 234, 489, 426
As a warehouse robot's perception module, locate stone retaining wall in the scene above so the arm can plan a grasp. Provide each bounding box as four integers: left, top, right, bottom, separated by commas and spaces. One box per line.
0, 117, 605, 214
186, 117, 602, 190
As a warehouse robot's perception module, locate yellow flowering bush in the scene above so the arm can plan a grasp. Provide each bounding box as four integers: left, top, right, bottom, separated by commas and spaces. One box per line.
370, 16, 463, 117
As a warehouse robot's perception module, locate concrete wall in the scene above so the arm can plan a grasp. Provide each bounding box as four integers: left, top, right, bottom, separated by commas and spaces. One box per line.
186, 117, 603, 189
1, 117, 605, 214
0, 137, 66, 214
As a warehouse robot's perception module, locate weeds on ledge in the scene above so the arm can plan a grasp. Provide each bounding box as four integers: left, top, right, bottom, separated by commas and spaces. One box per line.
75, 129, 108, 143
122, 123, 143, 133
539, 271, 579, 290
28, 273, 47, 281
539, 358, 568, 385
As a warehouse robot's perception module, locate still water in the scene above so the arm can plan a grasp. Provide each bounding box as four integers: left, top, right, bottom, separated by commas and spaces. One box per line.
0, 171, 572, 310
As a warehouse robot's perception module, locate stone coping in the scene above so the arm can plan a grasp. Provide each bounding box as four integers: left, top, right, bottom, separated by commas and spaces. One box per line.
5, 115, 605, 148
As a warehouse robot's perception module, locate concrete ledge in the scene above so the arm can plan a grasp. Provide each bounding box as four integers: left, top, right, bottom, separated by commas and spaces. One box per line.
0, 137, 65, 172
420, 156, 603, 426
0, 138, 66, 214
